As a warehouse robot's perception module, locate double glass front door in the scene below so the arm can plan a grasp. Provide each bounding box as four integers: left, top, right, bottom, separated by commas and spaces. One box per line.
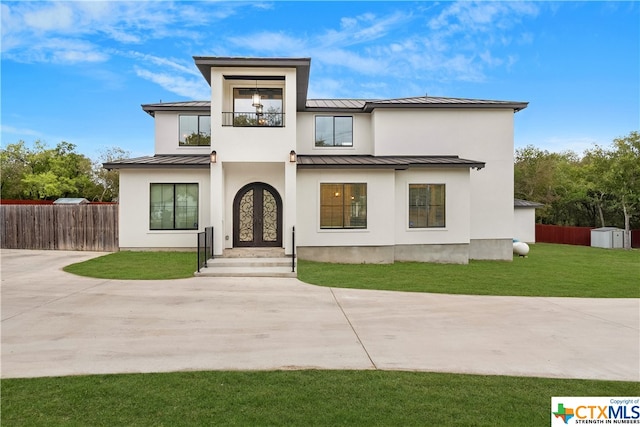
233, 183, 282, 247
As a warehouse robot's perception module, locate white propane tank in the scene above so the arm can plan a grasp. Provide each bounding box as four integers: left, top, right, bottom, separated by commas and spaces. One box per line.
513, 241, 530, 257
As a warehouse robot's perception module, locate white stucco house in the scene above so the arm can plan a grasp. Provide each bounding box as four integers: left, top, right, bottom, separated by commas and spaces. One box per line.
105, 56, 528, 264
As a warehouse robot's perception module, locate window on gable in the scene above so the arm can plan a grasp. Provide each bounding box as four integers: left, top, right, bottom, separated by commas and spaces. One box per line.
315, 116, 353, 147
320, 183, 367, 229
179, 115, 211, 146
409, 184, 445, 228
150, 183, 199, 230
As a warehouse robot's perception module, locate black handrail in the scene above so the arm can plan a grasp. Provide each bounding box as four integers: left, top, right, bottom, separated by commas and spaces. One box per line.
197, 231, 205, 273
291, 226, 296, 273
197, 226, 214, 273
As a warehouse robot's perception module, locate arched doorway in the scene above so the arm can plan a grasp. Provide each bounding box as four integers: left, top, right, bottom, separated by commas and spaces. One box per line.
233, 182, 283, 247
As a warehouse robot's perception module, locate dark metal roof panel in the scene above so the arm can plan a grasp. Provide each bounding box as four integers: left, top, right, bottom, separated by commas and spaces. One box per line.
103, 155, 210, 170
305, 99, 368, 110
141, 101, 210, 116
514, 198, 544, 208
297, 155, 485, 170
364, 96, 528, 112
303, 96, 527, 112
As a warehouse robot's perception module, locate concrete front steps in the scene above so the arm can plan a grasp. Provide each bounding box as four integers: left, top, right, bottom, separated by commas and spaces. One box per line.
195, 248, 297, 278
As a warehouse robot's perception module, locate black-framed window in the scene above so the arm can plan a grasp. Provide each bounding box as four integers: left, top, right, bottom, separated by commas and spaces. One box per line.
150, 183, 198, 230
320, 183, 367, 229
179, 115, 211, 146
315, 116, 353, 147
408, 184, 445, 228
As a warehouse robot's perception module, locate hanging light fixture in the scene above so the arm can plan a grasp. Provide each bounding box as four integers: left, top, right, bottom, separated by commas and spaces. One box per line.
251, 80, 261, 107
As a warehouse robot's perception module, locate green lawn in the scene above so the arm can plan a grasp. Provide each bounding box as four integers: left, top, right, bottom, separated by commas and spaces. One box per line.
2, 370, 637, 426
63, 251, 196, 280
298, 243, 640, 298
62, 244, 639, 297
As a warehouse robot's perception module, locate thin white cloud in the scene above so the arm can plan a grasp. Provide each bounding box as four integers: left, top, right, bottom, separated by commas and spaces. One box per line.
134, 67, 209, 100
1, 124, 42, 138
124, 51, 202, 77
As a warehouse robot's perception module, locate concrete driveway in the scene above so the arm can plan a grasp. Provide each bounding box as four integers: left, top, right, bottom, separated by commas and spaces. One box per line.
1, 249, 638, 381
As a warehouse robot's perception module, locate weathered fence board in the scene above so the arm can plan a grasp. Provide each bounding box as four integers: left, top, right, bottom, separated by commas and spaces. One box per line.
1, 204, 118, 251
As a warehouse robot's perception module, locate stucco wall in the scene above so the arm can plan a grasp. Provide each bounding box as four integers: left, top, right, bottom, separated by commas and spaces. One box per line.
371, 108, 515, 243
514, 207, 536, 243
209, 67, 297, 163
295, 112, 373, 155
297, 167, 473, 250
296, 169, 396, 248
118, 168, 211, 249
219, 162, 287, 249
154, 111, 212, 156
393, 169, 471, 245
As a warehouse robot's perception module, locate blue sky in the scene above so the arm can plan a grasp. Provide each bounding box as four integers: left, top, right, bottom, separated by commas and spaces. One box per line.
2, 1, 638, 159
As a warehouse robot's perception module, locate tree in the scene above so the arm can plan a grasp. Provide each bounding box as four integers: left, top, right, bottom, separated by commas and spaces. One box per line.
589, 131, 640, 249
0, 141, 30, 199
94, 146, 130, 201
1, 140, 127, 202
514, 146, 590, 225
19, 141, 97, 200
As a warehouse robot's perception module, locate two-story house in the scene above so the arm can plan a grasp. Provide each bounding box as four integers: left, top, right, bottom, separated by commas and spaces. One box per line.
105, 56, 528, 264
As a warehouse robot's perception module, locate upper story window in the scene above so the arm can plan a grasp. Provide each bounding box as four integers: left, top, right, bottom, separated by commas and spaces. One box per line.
315, 116, 353, 147
227, 88, 283, 127
179, 115, 211, 146
408, 184, 445, 228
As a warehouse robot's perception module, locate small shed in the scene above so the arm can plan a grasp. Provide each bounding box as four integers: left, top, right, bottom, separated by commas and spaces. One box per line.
591, 227, 624, 249
514, 199, 543, 243
53, 198, 89, 205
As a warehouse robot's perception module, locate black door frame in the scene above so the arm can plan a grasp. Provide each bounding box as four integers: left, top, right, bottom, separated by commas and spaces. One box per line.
233, 182, 283, 247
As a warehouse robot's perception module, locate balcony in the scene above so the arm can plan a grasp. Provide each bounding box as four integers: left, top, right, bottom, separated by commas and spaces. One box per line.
222, 112, 285, 127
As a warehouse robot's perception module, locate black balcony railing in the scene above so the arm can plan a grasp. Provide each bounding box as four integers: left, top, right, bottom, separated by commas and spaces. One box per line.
222, 112, 285, 127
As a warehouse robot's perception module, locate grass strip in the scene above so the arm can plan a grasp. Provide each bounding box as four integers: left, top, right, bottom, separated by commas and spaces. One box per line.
63, 251, 196, 280
298, 243, 640, 298
3, 370, 637, 426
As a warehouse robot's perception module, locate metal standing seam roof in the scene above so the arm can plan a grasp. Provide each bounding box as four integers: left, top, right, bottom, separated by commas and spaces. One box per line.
514, 198, 544, 208
103, 155, 210, 170
103, 154, 485, 170
296, 155, 485, 170
140, 95, 528, 116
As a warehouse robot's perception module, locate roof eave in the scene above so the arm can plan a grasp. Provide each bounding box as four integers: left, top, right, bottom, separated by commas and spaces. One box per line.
103, 163, 210, 171
141, 103, 211, 117
193, 56, 311, 111
363, 102, 529, 113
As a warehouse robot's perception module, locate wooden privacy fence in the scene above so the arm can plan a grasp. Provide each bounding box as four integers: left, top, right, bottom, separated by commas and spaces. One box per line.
535, 223, 640, 248
535, 224, 592, 246
1, 204, 118, 251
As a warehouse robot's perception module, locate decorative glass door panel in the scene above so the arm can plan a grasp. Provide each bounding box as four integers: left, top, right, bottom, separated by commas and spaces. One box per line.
233, 183, 282, 247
